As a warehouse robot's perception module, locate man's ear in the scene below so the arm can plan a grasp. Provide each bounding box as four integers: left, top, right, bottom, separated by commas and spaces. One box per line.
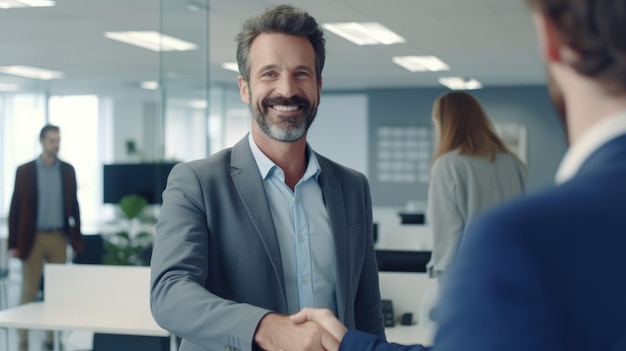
238, 75, 250, 104
533, 12, 562, 63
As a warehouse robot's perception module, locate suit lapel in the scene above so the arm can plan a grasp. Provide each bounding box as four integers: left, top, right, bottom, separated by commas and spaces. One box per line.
229, 136, 287, 307
317, 155, 349, 322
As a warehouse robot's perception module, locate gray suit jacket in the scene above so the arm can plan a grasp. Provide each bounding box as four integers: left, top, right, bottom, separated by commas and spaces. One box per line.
150, 135, 385, 351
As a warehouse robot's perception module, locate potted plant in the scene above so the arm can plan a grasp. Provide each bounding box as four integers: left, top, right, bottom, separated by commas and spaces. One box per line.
97, 194, 168, 350
102, 194, 155, 266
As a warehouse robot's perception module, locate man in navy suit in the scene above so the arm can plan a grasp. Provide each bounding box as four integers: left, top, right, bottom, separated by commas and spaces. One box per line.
291, 0, 626, 350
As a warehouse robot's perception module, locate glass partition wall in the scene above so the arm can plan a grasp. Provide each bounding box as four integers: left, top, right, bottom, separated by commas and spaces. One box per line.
160, 0, 210, 162
0, 0, 212, 234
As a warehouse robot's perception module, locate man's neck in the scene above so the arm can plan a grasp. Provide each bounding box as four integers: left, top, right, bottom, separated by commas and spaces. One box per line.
251, 129, 307, 190
40, 153, 57, 166
564, 78, 626, 145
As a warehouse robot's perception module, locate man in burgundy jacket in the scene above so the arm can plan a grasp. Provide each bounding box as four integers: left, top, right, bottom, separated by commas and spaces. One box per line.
8, 124, 83, 351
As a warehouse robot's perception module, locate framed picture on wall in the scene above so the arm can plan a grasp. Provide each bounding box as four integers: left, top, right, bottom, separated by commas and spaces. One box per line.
494, 122, 527, 164
376, 126, 432, 184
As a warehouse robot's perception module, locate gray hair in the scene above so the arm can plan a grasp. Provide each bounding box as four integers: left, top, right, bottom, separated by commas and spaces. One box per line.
235, 4, 326, 82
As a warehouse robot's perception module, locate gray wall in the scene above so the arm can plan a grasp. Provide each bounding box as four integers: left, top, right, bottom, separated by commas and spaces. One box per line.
367, 85, 568, 207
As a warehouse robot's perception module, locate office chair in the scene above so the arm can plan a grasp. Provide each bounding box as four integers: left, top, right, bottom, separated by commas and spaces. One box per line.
0, 269, 7, 351
72, 234, 104, 265
0, 237, 9, 310
0, 237, 10, 351
0, 267, 7, 310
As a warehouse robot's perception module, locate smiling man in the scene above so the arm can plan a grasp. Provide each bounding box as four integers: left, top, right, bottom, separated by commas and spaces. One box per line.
150, 4, 385, 351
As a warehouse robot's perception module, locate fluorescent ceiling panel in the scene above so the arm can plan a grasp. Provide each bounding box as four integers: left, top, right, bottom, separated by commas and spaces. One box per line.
322, 22, 405, 45
104, 31, 197, 52
0, 83, 19, 91
438, 77, 483, 90
0, 0, 54, 9
392, 56, 450, 72
140, 81, 159, 90
221, 62, 239, 73
0, 65, 63, 80
190, 99, 208, 109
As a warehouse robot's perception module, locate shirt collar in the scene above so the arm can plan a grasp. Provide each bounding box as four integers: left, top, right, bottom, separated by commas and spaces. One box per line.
36, 156, 59, 168
555, 109, 626, 184
248, 133, 321, 181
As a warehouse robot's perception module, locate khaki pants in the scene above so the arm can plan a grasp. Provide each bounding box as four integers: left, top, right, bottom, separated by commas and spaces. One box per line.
19, 231, 68, 351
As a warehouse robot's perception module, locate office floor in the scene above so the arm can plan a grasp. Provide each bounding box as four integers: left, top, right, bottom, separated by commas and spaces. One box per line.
1, 258, 93, 351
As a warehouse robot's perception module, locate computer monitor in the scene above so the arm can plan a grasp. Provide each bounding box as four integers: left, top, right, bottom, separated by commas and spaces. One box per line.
102, 162, 177, 204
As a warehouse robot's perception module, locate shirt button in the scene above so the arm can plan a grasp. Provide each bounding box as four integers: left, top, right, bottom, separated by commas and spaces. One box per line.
298, 235, 305, 242
302, 277, 308, 284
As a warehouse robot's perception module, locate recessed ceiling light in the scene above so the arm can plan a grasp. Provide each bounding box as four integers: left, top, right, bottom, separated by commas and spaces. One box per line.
392, 56, 450, 72
0, 0, 55, 9
104, 31, 197, 52
190, 100, 208, 109
438, 77, 483, 90
0, 65, 63, 80
221, 62, 239, 73
0, 83, 19, 91
140, 81, 159, 90
322, 22, 405, 45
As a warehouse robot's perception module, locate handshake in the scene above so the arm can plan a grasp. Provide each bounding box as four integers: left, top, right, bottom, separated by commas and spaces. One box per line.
255, 308, 348, 351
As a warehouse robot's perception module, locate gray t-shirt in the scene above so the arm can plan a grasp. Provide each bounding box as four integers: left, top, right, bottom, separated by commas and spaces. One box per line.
36, 157, 65, 231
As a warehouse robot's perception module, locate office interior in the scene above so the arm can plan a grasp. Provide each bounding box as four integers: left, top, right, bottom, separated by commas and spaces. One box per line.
0, 0, 569, 350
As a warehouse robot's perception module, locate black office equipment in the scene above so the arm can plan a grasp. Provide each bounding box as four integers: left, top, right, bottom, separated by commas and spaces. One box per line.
375, 250, 431, 273
72, 234, 104, 264
103, 162, 177, 204
373, 223, 379, 243
400, 312, 414, 325
381, 299, 395, 327
398, 212, 426, 225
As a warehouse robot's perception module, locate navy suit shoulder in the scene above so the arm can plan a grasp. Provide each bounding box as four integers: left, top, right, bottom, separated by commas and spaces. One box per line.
433, 135, 626, 351
340, 329, 429, 351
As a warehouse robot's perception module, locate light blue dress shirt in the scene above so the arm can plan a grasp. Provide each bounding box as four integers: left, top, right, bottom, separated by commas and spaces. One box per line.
248, 133, 337, 315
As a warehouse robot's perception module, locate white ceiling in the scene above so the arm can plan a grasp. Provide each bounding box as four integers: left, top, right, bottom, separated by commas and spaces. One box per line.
0, 0, 546, 99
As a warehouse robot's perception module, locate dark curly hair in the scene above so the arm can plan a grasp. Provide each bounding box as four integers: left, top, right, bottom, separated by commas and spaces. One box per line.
235, 4, 326, 83
526, 0, 626, 93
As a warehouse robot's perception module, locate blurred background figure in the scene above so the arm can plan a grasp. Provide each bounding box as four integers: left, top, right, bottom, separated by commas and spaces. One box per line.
8, 124, 83, 351
420, 91, 526, 332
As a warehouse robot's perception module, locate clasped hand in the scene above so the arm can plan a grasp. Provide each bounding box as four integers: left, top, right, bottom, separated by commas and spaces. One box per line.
255, 308, 347, 351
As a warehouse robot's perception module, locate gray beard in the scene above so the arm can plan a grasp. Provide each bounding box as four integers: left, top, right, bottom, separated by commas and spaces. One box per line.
254, 110, 309, 142
250, 103, 316, 142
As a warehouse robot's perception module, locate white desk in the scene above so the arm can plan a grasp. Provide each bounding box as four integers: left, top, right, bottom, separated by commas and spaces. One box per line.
0, 302, 175, 350
0, 303, 168, 335
385, 324, 434, 346
0, 264, 176, 351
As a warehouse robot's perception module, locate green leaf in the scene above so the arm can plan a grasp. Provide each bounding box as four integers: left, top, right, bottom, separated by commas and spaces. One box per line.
119, 194, 147, 219
115, 231, 131, 242
101, 193, 152, 266
135, 232, 152, 240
